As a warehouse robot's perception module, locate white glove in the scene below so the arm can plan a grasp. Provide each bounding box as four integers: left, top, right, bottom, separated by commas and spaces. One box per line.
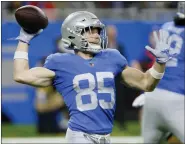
145, 29, 178, 64
132, 94, 145, 108
16, 29, 43, 44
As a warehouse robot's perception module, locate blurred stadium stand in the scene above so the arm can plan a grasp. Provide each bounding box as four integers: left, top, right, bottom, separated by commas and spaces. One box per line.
2, 1, 177, 21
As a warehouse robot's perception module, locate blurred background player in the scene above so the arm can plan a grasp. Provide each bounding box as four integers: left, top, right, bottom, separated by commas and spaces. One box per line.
13, 10, 176, 143
133, 2, 185, 143
106, 25, 126, 55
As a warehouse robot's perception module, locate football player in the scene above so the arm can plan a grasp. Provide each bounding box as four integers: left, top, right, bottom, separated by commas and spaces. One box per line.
13, 11, 177, 143
133, 2, 185, 143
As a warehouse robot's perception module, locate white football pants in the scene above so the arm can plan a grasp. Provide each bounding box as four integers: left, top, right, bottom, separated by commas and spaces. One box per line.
142, 88, 184, 143
65, 128, 111, 144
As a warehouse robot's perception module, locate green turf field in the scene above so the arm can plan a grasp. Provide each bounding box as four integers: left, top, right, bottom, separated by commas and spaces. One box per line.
2, 121, 171, 144
2, 121, 141, 137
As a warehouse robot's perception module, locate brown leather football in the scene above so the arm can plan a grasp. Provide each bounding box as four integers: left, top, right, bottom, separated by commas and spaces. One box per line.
15, 5, 48, 34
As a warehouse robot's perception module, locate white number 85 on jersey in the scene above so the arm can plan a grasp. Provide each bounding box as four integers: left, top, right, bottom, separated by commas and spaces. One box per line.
73, 72, 115, 111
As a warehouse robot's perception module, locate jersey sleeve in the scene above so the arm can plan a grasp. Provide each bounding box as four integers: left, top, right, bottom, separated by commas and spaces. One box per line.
44, 53, 65, 87
43, 54, 57, 72
110, 49, 128, 73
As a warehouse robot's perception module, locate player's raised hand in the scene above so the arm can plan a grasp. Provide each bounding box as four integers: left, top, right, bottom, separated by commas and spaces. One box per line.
14, 5, 48, 44
16, 29, 43, 44
145, 29, 178, 63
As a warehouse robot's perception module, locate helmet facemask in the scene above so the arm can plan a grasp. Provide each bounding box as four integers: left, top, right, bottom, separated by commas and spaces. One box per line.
77, 26, 108, 53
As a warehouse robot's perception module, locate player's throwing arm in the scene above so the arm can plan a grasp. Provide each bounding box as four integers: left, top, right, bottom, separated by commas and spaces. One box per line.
13, 6, 55, 87
121, 30, 178, 91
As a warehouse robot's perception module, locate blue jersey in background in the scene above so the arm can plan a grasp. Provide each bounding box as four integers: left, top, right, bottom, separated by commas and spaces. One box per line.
44, 49, 127, 134
158, 21, 184, 95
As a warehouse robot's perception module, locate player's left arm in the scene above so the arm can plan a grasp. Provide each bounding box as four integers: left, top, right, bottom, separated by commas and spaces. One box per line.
121, 29, 178, 92
121, 62, 165, 92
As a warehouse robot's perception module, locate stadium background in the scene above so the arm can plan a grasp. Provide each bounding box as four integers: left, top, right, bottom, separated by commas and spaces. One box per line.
2, 1, 178, 143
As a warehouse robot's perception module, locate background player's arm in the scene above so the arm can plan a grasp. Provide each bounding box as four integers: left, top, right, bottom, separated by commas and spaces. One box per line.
121, 62, 165, 92
14, 41, 55, 87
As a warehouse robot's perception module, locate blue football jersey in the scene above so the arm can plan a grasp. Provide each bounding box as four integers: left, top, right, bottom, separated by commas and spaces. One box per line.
157, 21, 184, 95
44, 49, 127, 134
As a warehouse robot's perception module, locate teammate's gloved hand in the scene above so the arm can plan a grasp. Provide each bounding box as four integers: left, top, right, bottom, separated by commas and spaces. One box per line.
145, 29, 178, 64
132, 94, 145, 107
16, 29, 43, 44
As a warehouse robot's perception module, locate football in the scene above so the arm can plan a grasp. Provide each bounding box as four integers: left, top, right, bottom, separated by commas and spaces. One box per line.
15, 5, 48, 34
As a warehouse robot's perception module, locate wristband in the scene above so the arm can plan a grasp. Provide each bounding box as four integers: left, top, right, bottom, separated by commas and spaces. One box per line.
149, 67, 164, 79
14, 51, 28, 60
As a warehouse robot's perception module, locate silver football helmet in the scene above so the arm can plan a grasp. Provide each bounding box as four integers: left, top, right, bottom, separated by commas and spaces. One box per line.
61, 11, 108, 53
